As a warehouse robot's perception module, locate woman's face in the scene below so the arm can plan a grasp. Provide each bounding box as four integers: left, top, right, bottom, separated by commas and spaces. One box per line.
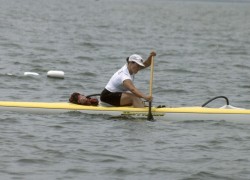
128, 62, 141, 74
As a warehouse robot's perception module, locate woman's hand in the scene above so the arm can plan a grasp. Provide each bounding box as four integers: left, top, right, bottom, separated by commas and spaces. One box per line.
143, 95, 153, 102
150, 51, 156, 57
149, 51, 156, 57
143, 51, 156, 68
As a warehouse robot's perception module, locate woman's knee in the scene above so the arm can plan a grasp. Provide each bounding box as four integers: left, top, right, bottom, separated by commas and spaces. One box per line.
120, 93, 133, 106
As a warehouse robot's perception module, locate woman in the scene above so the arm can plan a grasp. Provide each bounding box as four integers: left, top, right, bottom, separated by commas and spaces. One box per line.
100, 51, 156, 108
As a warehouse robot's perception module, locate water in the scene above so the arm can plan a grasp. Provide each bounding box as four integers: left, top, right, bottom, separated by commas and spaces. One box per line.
0, 0, 250, 179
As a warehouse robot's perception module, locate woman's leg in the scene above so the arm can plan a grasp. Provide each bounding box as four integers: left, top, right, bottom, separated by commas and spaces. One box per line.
100, 89, 122, 106
120, 92, 144, 108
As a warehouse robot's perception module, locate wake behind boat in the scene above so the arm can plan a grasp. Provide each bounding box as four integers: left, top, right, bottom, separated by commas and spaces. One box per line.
0, 96, 250, 123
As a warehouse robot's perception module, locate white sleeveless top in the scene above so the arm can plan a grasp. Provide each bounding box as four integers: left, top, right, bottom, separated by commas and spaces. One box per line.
105, 64, 134, 92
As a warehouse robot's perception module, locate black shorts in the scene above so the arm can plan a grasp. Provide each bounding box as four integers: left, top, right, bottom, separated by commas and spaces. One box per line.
100, 89, 122, 106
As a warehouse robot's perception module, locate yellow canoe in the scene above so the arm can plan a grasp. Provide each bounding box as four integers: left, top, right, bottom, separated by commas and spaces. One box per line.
0, 101, 250, 122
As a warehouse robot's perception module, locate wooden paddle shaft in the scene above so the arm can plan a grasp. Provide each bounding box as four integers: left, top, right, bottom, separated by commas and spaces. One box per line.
149, 55, 154, 96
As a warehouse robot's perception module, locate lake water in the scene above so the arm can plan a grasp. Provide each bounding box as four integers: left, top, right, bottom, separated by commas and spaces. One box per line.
1, 0, 250, 179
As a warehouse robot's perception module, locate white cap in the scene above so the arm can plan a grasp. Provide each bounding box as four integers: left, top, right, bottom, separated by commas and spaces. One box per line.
128, 54, 145, 67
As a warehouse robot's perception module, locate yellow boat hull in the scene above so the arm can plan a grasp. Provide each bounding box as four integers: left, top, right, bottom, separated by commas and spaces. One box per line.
0, 101, 250, 122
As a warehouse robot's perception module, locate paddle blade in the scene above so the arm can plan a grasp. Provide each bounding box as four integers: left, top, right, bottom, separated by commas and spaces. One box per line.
147, 101, 154, 121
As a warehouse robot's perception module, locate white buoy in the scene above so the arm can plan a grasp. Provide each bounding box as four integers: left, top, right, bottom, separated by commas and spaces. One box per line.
24, 72, 39, 76
47, 70, 64, 79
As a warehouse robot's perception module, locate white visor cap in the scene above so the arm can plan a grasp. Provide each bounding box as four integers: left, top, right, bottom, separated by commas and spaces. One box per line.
128, 54, 145, 67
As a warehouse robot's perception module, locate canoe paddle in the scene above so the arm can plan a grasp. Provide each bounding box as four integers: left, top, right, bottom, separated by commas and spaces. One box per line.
147, 55, 154, 121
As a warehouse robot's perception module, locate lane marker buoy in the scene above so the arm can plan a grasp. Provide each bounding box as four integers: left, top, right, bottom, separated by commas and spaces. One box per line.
24, 72, 39, 76
47, 70, 64, 79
